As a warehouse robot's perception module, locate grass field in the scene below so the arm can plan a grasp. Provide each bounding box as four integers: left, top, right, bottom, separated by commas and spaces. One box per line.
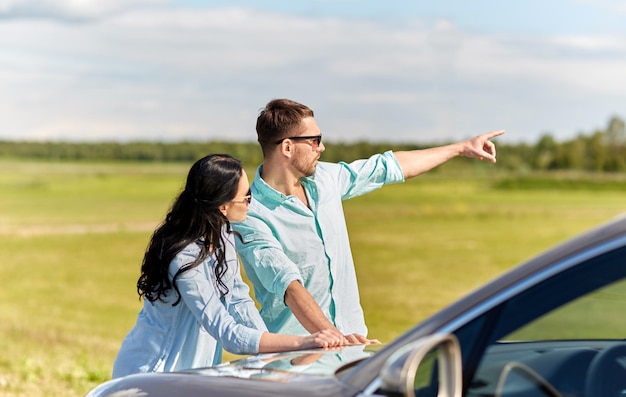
0, 159, 624, 396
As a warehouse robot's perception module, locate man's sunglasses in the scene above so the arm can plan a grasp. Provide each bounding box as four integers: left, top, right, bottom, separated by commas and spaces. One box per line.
274, 134, 322, 146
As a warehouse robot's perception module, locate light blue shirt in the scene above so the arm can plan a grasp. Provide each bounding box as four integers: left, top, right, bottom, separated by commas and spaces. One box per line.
233, 151, 404, 336
112, 228, 267, 378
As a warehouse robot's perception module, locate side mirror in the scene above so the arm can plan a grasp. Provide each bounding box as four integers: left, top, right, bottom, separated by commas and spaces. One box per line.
379, 334, 462, 397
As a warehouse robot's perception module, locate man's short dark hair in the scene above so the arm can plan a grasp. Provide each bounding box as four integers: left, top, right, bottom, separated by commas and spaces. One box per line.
256, 99, 314, 155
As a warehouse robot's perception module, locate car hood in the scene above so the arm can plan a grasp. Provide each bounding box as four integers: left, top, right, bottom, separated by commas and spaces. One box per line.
87, 345, 382, 397
185, 344, 379, 380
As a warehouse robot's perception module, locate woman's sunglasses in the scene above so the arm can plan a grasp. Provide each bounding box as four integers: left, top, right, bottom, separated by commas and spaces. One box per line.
231, 189, 252, 204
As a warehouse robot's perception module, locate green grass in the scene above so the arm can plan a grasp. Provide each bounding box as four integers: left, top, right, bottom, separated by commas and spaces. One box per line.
0, 159, 625, 396
348, 176, 626, 340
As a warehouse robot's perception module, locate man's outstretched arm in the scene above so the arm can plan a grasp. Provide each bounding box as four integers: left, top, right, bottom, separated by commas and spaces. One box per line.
394, 130, 505, 179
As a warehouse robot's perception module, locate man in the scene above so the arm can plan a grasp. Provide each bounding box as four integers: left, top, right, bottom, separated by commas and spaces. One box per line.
234, 98, 504, 342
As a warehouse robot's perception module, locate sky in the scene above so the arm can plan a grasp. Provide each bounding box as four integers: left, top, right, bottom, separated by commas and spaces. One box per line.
1, 0, 625, 144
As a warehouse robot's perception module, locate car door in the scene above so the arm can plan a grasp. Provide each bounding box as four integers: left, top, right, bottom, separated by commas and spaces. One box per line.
454, 244, 626, 397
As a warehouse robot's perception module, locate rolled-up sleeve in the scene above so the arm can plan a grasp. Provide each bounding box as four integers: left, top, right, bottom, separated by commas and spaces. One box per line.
171, 249, 265, 355
331, 150, 405, 199
227, 258, 268, 332
235, 215, 303, 303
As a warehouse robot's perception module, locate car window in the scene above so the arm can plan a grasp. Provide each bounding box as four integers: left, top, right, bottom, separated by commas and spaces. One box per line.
462, 245, 626, 397
504, 276, 626, 341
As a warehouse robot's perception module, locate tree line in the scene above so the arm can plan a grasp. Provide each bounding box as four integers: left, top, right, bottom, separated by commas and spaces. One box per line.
1, 116, 625, 172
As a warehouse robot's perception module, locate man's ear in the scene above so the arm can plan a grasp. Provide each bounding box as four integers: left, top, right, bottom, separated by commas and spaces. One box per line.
279, 140, 293, 158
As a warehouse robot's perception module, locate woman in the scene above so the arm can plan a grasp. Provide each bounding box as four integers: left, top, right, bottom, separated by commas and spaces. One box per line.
112, 154, 344, 378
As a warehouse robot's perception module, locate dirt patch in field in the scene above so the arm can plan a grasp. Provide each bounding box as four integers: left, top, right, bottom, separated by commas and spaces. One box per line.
0, 222, 157, 237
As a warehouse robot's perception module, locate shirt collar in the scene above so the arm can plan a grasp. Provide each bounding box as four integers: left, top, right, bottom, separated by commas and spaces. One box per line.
251, 164, 288, 205
251, 164, 317, 205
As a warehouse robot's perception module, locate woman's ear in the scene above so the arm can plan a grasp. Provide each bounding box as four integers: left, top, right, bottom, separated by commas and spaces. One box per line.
219, 204, 228, 217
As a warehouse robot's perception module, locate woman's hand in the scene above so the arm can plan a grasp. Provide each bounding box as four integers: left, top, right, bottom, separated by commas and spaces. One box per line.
292, 330, 381, 350
302, 329, 346, 349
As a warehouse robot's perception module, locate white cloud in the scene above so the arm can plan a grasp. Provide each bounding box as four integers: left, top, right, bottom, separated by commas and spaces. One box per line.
553, 34, 626, 51
0, 0, 164, 21
0, 5, 624, 143
571, 0, 626, 14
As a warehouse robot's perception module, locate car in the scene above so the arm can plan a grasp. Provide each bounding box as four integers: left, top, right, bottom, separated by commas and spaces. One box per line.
87, 214, 626, 397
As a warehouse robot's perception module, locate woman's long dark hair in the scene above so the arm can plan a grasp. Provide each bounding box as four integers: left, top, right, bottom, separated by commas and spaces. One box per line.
137, 154, 243, 306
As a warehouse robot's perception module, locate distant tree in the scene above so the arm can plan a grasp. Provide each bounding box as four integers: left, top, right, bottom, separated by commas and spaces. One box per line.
2, 115, 626, 173
532, 133, 557, 170
604, 116, 626, 171
605, 116, 625, 147
554, 136, 586, 170
585, 131, 608, 171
